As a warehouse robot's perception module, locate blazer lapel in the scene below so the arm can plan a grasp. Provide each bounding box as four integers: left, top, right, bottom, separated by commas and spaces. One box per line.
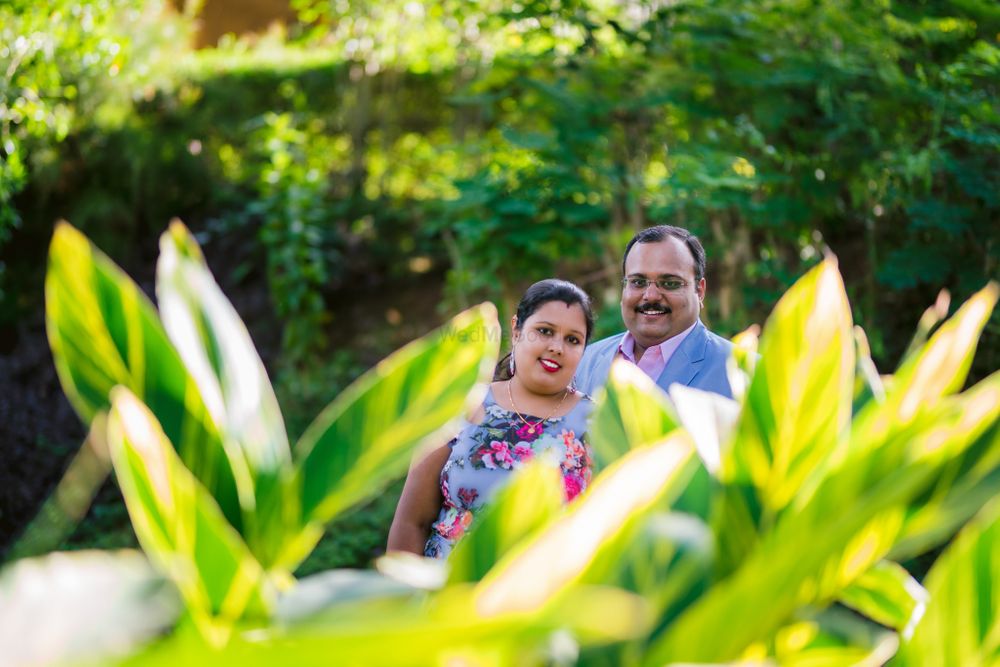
656, 322, 707, 393
591, 334, 623, 392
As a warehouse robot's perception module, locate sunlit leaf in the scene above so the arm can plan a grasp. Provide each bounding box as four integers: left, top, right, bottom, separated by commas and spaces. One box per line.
275, 569, 419, 626
448, 460, 565, 584
587, 360, 680, 470
853, 282, 998, 447
107, 387, 269, 643
292, 303, 499, 564
898, 289, 950, 369
669, 383, 740, 475
45, 222, 242, 531
654, 355, 1000, 665
123, 584, 647, 667
891, 370, 1000, 558
772, 606, 899, 667
727, 323, 760, 404
375, 551, 449, 591
852, 325, 885, 416
476, 432, 696, 617
725, 258, 854, 516
7, 422, 109, 560
838, 560, 927, 637
156, 219, 294, 567
0, 550, 180, 667
897, 498, 1000, 666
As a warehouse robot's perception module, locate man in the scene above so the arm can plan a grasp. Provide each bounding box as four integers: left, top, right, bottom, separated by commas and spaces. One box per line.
574, 225, 734, 398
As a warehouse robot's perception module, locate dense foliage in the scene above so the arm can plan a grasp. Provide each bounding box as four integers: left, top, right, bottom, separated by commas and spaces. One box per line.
2, 0, 997, 370
2, 223, 998, 666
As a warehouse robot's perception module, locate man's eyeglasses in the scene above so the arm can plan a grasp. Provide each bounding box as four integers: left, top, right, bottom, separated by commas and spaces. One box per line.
622, 277, 688, 292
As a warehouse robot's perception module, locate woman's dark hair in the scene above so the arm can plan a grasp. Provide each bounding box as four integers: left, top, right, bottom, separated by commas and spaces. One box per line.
493, 279, 595, 381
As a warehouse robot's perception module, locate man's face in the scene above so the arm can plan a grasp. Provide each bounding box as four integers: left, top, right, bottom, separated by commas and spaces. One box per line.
621, 237, 706, 349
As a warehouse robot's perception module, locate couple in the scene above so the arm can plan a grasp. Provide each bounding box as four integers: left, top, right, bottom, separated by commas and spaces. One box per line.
388, 225, 734, 558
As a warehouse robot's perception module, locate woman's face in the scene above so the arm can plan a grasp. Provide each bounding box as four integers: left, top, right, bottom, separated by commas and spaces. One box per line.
512, 300, 588, 395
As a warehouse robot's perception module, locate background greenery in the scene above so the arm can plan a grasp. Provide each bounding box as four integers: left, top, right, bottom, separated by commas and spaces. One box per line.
1, 0, 998, 570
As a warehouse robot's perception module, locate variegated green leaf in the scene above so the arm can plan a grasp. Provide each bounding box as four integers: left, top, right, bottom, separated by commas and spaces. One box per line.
726, 323, 760, 404
725, 258, 854, 517
648, 370, 1000, 665
587, 360, 680, 470
447, 460, 565, 584
45, 222, 242, 531
897, 498, 1000, 666
771, 606, 899, 667
122, 584, 647, 667
838, 560, 927, 637
898, 289, 951, 370
892, 370, 1000, 558
106, 387, 269, 642
476, 432, 696, 617
852, 325, 885, 416
0, 550, 180, 667
156, 220, 294, 567
291, 303, 499, 566
852, 282, 998, 449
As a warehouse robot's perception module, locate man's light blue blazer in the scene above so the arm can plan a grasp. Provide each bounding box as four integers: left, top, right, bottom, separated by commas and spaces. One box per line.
574, 320, 734, 399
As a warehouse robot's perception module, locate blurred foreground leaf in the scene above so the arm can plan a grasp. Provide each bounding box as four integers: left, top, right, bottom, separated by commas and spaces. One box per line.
291, 303, 499, 565
107, 388, 268, 643
0, 550, 179, 667
46, 222, 242, 531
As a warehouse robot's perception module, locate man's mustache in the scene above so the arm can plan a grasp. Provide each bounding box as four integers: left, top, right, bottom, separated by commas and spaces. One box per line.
635, 303, 672, 313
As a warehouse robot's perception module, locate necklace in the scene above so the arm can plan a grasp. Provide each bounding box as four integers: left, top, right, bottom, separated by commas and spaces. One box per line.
506, 380, 572, 436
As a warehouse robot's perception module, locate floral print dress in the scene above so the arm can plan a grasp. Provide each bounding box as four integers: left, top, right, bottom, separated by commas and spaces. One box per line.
423, 387, 594, 558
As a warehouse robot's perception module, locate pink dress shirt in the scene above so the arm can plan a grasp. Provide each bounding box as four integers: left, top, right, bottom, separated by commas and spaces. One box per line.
618, 321, 698, 382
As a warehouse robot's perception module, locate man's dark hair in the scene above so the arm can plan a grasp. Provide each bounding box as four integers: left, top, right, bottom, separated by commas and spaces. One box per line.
621, 225, 706, 282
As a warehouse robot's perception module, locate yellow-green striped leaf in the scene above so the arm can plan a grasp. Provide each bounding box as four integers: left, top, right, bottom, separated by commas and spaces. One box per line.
853, 282, 998, 448
0, 550, 180, 667
898, 498, 1000, 666
770, 607, 899, 667
647, 369, 1000, 665
892, 370, 1000, 558
475, 432, 696, 617
106, 387, 268, 642
156, 220, 294, 567
725, 258, 854, 516
587, 360, 680, 470
122, 584, 647, 667
447, 460, 565, 584
45, 222, 242, 531
838, 560, 928, 636
292, 303, 499, 562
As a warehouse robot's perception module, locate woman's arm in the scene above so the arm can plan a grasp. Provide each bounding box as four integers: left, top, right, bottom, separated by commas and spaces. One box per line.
386, 444, 451, 555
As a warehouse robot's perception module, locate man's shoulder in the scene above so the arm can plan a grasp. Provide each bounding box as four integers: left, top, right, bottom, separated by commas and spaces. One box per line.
686, 321, 734, 367
701, 324, 735, 352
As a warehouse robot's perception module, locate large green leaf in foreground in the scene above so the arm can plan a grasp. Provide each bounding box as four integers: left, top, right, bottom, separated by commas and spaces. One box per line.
45, 222, 242, 531
476, 431, 696, 618
447, 460, 565, 584
125, 584, 646, 667
727, 258, 854, 519
643, 280, 1000, 666
106, 387, 268, 642
896, 499, 1000, 666
156, 220, 293, 567
0, 550, 179, 667
587, 361, 679, 469
291, 303, 499, 563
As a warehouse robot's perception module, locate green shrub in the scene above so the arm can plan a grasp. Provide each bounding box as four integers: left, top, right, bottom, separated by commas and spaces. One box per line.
2, 223, 998, 665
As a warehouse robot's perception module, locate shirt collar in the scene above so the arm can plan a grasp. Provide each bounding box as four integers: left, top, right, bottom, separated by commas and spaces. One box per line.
619, 320, 699, 364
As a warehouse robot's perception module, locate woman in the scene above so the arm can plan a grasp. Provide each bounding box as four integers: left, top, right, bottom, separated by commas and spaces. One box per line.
387, 279, 596, 558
